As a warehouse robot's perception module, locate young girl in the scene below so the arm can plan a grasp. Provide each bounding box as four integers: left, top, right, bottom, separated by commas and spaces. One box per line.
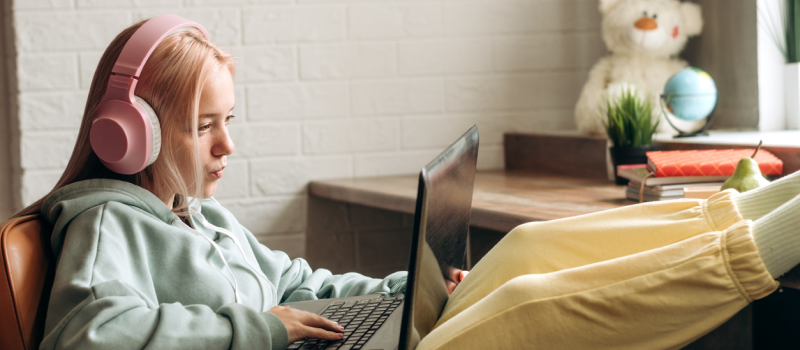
15, 16, 800, 350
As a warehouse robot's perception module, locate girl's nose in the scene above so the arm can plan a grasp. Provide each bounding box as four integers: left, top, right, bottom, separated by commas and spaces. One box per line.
213, 130, 235, 156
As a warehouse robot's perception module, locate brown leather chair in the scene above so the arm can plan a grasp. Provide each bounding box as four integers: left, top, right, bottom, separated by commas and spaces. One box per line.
0, 215, 55, 350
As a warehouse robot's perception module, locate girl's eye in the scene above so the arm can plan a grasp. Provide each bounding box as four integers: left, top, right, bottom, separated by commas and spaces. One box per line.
198, 124, 211, 132
226, 115, 236, 123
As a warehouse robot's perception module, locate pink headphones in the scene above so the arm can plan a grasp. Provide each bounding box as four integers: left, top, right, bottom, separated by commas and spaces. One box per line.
90, 14, 209, 175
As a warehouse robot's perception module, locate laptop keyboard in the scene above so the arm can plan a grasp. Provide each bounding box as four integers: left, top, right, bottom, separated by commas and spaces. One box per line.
286, 296, 404, 350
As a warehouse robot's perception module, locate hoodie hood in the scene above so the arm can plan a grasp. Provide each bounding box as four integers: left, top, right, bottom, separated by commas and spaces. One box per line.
41, 179, 179, 257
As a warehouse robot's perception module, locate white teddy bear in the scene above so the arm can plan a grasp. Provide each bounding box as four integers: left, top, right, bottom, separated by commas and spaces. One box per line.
575, 0, 704, 135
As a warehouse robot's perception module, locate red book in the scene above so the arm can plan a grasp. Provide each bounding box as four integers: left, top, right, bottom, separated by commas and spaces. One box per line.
646, 149, 783, 177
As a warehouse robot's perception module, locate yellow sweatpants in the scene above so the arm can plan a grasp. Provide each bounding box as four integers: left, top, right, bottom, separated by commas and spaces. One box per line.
419, 190, 779, 350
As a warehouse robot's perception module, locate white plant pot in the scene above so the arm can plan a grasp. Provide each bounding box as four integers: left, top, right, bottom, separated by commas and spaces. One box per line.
785, 62, 800, 129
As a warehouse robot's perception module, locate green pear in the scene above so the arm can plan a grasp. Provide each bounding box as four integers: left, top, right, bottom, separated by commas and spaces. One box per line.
721, 141, 770, 193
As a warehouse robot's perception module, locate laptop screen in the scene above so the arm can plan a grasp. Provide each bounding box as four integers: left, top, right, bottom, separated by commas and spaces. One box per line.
399, 125, 479, 350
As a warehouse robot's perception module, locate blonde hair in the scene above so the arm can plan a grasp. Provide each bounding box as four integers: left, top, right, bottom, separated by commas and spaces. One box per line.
14, 19, 235, 218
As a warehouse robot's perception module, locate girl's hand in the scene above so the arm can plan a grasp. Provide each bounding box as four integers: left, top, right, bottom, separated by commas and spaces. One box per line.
445, 269, 469, 295
268, 305, 344, 343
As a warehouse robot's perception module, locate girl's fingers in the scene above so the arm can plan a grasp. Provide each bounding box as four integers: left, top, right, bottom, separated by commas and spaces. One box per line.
446, 280, 457, 295
304, 313, 344, 332
458, 270, 469, 282
447, 268, 461, 284
446, 269, 470, 294
302, 325, 345, 341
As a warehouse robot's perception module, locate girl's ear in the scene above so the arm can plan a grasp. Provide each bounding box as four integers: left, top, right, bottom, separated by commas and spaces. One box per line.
599, 0, 626, 15
681, 2, 703, 37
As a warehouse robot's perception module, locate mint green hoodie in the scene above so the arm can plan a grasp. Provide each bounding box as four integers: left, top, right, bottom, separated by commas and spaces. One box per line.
39, 179, 407, 350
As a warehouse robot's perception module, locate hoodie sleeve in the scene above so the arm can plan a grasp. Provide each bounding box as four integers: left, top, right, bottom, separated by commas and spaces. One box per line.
241, 226, 407, 303
40, 204, 289, 350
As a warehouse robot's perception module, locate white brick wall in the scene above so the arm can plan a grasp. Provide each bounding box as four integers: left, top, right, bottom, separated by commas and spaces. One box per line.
9, 0, 605, 257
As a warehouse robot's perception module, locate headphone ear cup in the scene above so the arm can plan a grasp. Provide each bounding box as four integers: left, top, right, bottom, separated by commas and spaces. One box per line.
134, 96, 161, 166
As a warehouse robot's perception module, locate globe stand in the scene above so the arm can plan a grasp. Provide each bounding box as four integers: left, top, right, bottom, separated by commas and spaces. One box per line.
659, 94, 717, 138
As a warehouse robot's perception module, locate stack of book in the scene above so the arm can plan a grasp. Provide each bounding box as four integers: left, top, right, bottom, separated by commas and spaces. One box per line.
617, 149, 784, 202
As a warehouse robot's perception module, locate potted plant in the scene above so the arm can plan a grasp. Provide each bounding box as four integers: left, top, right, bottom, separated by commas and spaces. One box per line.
599, 88, 660, 185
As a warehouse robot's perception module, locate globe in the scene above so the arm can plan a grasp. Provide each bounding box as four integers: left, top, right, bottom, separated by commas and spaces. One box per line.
662, 67, 717, 121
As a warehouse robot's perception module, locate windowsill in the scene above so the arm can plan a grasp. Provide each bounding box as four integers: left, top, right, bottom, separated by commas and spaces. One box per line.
505, 130, 800, 180
653, 130, 800, 148
514, 129, 800, 148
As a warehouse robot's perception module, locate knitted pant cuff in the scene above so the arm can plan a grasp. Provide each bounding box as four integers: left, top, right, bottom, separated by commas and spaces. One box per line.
723, 220, 779, 301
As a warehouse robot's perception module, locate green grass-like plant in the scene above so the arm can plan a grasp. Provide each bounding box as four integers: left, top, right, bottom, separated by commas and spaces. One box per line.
598, 88, 660, 148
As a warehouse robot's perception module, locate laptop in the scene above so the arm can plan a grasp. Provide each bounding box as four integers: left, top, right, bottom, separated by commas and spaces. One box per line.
283, 125, 479, 350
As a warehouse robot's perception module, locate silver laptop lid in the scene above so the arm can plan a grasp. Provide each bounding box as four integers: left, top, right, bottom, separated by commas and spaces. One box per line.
399, 125, 479, 350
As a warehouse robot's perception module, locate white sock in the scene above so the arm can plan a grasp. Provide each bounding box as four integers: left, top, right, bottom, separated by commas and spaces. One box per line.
733, 170, 800, 221
751, 194, 800, 278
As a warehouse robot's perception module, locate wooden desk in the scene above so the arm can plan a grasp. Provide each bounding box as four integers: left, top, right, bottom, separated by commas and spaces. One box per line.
308, 170, 793, 349
310, 170, 628, 234
307, 131, 800, 348
310, 169, 800, 286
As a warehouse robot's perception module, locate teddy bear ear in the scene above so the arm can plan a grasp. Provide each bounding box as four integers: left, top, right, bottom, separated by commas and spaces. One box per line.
681, 2, 703, 36
599, 0, 625, 15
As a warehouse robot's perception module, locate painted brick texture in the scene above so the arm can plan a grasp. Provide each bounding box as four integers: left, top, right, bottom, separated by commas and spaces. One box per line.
11, 0, 604, 258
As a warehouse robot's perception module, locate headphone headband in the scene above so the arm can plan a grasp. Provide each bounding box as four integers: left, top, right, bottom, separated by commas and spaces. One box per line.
114, 14, 209, 78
